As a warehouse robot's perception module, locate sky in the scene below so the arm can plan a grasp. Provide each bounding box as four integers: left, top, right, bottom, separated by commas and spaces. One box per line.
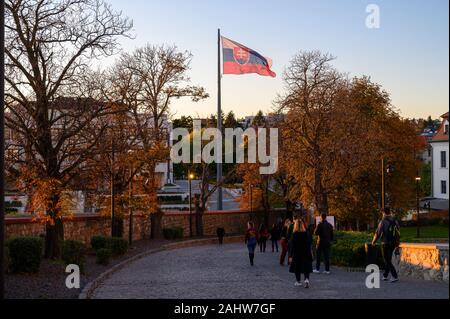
105, 0, 449, 120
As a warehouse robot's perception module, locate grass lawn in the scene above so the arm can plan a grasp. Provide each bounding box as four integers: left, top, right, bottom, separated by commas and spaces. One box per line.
401, 226, 449, 242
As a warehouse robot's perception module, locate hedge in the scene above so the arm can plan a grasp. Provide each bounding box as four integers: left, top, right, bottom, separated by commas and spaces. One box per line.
322, 232, 385, 268
162, 227, 184, 240
91, 235, 109, 251
7, 237, 43, 273
109, 237, 129, 256
91, 236, 128, 256
62, 240, 86, 272
96, 248, 112, 265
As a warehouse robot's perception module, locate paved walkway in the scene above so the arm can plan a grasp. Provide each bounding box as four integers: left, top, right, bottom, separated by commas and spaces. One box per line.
92, 243, 449, 299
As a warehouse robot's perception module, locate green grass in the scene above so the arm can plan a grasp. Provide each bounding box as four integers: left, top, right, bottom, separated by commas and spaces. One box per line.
400, 226, 449, 242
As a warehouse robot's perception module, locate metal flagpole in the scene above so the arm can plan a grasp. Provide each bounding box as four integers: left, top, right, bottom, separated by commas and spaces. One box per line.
0, 0, 5, 300
217, 28, 223, 211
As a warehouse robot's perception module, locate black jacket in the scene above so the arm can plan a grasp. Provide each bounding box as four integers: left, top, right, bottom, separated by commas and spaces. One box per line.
289, 231, 313, 274
314, 221, 334, 247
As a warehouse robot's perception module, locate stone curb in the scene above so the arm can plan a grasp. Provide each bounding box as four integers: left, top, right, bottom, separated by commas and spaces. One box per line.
78, 235, 244, 299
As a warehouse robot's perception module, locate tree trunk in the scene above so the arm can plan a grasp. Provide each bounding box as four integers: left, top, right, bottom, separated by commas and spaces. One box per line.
45, 218, 64, 259
150, 210, 164, 239
195, 205, 204, 237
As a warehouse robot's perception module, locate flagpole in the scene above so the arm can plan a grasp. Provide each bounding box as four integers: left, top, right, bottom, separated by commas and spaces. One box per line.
217, 28, 223, 211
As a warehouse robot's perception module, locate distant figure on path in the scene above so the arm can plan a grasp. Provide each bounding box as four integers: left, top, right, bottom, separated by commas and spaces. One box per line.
216, 227, 225, 245
245, 222, 258, 266
372, 207, 401, 283
258, 224, 269, 253
289, 218, 313, 288
313, 213, 334, 274
270, 223, 281, 252
279, 219, 291, 265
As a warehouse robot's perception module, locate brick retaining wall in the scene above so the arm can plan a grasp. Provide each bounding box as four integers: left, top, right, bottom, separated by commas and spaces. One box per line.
5, 210, 282, 244
399, 243, 449, 283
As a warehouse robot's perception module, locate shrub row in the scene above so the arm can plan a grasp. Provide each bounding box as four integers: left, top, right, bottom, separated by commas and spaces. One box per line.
162, 227, 184, 240
5, 235, 130, 273
400, 218, 449, 227
90, 236, 129, 265
6, 237, 43, 273
62, 240, 86, 271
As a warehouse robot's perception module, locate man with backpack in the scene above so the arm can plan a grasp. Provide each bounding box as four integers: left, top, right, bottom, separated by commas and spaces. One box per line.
313, 213, 334, 274
372, 207, 400, 282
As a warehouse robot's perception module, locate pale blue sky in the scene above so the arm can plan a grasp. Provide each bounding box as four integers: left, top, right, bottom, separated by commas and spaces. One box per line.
105, 0, 449, 120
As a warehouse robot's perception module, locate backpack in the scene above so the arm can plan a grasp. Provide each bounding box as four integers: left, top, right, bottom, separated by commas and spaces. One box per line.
386, 219, 400, 247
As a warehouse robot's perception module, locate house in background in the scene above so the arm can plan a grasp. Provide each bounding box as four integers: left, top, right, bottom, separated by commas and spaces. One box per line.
431, 112, 449, 201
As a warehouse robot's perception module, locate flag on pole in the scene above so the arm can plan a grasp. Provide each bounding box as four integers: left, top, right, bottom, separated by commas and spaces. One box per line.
221, 36, 276, 78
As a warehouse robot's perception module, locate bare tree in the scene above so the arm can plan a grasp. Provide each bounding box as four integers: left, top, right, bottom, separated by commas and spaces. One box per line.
107, 44, 209, 238
4, 0, 132, 258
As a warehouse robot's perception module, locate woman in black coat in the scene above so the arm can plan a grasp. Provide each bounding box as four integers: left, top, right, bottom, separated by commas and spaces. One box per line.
289, 218, 313, 288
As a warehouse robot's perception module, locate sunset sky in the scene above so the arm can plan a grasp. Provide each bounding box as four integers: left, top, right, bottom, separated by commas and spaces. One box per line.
106, 0, 449, 120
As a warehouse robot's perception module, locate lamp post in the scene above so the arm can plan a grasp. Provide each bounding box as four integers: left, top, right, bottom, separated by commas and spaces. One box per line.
416, 176, 421, 238
249, 185, 253, 214
188, 172, 194, 237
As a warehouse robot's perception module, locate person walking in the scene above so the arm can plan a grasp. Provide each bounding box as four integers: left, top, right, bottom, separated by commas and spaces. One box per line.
270, 223, 280, 252
279, 219, 291, 265
245, 222, 258, 266
258, 224, 269, 253
372, 207, 401, 282
216, 227, 225, 245
289, 218, 313, 288
286, 215, 297, 265
313, 213, 334, 274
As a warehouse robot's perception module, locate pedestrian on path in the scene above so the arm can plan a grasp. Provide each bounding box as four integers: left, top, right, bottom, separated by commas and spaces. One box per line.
313, 213, 334, 274
258, 223, 269, 253
217, 227, 225, 245
287, 215, 297, 265
289, 218, 313, 288
372, 207, 401, 282
245, 222, 258, 266
279, 219, 291, 265
270, 223, 280, 252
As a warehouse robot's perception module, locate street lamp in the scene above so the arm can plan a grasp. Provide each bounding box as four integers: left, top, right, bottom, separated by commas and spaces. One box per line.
416, 176, 421, 238
188, 172, 194, 237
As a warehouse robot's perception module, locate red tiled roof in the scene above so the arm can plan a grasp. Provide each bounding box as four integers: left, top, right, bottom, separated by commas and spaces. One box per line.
431, 112, 449, 142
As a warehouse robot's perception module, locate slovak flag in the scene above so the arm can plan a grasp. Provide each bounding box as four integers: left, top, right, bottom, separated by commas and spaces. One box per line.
222, 36, 276, 78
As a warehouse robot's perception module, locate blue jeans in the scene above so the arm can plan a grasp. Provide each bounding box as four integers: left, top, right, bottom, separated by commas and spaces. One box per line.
247, 237, 257, 254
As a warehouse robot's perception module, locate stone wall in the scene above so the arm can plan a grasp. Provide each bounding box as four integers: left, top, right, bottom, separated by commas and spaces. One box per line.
399, 243, 449, 283
5, 210, 269, 244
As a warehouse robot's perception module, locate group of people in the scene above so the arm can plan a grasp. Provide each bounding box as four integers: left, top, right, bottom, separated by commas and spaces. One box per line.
245, 213, 334, 289
244, 207, 401, 288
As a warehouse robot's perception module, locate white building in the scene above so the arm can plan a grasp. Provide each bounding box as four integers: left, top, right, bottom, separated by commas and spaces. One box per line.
430, 112, 449, 200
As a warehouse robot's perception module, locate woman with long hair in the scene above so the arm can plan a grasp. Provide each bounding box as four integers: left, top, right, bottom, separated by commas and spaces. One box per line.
245, 221, 258, 266
289, 218, 313, 288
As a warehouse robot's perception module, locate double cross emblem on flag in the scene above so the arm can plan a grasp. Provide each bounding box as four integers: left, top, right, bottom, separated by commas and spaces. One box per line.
221, 36, 276, 78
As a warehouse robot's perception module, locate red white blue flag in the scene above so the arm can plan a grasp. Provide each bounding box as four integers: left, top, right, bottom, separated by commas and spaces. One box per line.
222, 36, 276, 78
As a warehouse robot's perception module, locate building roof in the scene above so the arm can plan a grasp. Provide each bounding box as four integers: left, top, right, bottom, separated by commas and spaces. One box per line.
431, 112, 449, 143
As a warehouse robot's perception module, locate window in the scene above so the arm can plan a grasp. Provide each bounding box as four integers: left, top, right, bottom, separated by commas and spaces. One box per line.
445, 124, 449, 135
441, 151, 447, 168
441, 180, 447, 195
